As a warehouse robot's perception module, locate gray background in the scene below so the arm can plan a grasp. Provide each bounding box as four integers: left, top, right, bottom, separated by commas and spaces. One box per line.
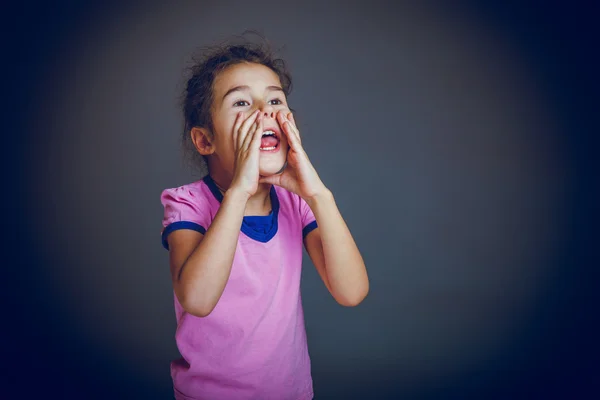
4, 1, 597, 399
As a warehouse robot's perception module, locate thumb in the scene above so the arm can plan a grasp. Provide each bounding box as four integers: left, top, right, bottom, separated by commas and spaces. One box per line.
259, 174, 279, 185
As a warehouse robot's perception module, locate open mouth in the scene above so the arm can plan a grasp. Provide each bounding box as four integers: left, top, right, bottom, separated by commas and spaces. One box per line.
260, 129, 281, 151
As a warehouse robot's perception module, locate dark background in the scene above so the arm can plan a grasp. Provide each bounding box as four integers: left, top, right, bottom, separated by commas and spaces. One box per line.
3, 1, 598, 399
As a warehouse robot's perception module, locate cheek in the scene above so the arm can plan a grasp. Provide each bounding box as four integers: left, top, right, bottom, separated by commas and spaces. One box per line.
277, 106, 291, 116
218, 117, 237, 144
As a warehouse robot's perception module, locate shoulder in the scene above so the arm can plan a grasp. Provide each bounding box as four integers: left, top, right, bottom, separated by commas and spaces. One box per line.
160, 179, 215, 246
160, 179, 216, 225
161, 179, 210, 206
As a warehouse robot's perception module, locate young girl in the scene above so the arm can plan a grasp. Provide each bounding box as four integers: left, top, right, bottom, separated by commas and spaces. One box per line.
160, 38, 369, 400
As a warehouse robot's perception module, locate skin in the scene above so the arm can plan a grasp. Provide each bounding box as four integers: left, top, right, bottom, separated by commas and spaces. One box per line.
168, 62, 369, 317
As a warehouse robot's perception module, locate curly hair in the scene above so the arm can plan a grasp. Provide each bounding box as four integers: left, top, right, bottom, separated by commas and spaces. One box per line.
180, 31, 293, 175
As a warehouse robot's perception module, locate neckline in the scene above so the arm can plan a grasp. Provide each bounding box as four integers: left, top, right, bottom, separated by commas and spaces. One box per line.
202, 175, 280, 243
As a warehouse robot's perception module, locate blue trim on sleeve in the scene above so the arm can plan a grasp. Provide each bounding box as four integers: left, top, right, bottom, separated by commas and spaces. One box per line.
162, 221, 206, 250
302, 220, 318, 238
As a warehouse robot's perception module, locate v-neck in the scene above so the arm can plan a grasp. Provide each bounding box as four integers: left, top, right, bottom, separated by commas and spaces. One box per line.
203, 175, 280, 243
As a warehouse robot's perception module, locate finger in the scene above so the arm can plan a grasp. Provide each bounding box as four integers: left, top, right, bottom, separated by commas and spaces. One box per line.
238, 110, 259, 150
279, 113, 302, 150
258, 174, 279, 185
287, 112, 297, 128
238, 110, 260, 149
242, 121, 257, 151
279, 110, 299, 138
283, 121, 301, 150
248, 113, 264, 151
285, 112, 301, 143
243, 112, 262, 151
232, 111, 244, 151
233, 111, 244, 145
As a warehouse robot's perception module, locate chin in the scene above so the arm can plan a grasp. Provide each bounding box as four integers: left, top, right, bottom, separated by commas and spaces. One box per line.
259, 158, 286, 177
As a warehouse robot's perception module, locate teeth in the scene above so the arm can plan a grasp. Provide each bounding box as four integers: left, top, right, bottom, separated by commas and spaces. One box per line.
260, 146, 277, 151
262, 130, 276, 136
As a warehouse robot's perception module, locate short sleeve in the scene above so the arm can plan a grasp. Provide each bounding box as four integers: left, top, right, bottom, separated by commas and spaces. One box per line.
160, 186, 211, 250
300, 197, 318, 239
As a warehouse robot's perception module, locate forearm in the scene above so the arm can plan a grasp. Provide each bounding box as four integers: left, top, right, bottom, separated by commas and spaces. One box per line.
178, 189, 248, 316
306, 190, 369, 305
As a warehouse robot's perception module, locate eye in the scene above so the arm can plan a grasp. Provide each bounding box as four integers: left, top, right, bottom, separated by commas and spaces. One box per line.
233, 100, 249, 107
269, 98, 283, 105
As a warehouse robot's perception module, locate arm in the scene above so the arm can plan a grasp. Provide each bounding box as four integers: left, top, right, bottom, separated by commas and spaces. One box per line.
167, 110, 264, 317
258, 110, 369, 307
168, 188, 249, 317
303, 190, 369, 306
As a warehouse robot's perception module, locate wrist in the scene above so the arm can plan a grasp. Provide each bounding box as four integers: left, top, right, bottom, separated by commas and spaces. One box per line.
304, 187, 333, 208
224, 187, 251, 204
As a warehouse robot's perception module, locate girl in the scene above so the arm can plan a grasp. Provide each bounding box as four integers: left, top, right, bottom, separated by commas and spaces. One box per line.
160, 38, 369, 400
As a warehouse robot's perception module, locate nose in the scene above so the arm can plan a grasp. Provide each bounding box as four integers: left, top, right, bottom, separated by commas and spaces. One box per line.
258, 103, 275, 119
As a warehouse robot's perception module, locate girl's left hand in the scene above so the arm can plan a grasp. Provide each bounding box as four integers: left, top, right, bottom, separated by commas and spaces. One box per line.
259, 110, 327, 200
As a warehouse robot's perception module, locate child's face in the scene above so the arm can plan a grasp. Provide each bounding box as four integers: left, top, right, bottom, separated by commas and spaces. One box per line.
208, 62, 290, 178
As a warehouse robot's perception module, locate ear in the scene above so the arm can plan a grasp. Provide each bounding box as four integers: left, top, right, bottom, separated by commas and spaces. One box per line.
191, 127, 215, 156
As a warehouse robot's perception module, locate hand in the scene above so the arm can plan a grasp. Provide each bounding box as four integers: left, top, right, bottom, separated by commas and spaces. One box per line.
229, 110, 264, 198
259, 110, 328, 200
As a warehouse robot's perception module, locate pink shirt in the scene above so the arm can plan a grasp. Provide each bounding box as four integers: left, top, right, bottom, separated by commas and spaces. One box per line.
161, 175, 318, 400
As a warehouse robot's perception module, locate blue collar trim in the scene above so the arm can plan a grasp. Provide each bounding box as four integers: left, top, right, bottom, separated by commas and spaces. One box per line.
203, 175, 279, 243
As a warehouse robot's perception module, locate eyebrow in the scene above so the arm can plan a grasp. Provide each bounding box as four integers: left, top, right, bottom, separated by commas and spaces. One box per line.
221, 85, 284, 103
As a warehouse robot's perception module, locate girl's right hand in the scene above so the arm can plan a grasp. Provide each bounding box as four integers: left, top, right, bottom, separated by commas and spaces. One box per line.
229, 110, 264, 199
